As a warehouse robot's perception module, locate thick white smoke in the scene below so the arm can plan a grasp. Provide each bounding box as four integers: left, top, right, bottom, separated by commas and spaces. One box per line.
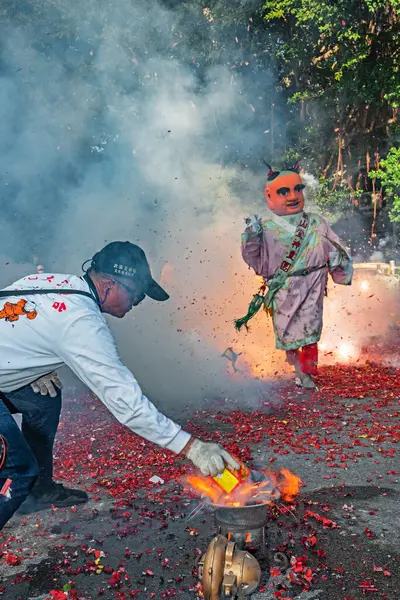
0, 1, 281, 412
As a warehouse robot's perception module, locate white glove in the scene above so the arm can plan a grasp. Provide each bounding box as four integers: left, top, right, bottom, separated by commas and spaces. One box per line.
244, 214, 263, 235
31, 372, 63, 398
186, 439, 240, 477
328, 251, 349, 270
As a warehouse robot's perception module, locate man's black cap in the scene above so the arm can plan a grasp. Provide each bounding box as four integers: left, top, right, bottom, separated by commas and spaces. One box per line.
91, 241, 169, 302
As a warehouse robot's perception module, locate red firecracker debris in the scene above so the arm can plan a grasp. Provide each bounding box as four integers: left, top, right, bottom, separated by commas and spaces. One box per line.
0, 356, 397, 600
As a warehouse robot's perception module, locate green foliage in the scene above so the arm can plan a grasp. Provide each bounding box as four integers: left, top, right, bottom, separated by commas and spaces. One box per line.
262, 0, 400, 105
261, 0, 400, 165
312, 175, 360, 219
369, 147, 400, 222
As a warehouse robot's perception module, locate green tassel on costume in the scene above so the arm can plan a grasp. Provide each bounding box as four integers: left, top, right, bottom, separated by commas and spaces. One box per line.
234, 293, 265, 331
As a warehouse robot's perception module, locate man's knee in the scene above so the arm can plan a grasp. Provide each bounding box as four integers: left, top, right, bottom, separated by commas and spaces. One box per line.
0, 461, 38, 529
0, 455, 39, 529
0, 400, 40, 509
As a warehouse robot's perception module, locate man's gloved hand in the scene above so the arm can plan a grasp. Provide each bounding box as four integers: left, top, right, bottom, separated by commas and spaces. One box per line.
184, 439, 240, 477
31, 372, 63, 398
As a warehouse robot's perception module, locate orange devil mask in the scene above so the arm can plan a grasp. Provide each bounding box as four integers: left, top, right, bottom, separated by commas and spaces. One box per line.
264, 167, 305, 216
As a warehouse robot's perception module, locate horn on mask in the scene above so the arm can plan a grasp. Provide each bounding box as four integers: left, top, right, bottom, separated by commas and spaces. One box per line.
261, 159, 280, 181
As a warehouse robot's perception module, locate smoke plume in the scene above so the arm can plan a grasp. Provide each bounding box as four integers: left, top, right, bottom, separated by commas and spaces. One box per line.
0, 0, 283, 412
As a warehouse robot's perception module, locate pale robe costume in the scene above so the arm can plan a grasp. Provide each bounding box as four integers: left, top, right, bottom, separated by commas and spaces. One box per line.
241, 210, 353, 351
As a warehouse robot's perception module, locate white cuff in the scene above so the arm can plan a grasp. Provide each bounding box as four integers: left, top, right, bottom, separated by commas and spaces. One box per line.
165, 429, 191, 454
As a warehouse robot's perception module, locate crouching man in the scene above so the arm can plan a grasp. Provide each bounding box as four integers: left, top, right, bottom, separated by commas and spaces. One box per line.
0, 241, 238, 528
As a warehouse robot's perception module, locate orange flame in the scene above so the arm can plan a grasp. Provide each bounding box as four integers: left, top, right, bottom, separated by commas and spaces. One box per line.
186, 468, 301, 507
277, 468, 302, 502
186, 475, 223, 505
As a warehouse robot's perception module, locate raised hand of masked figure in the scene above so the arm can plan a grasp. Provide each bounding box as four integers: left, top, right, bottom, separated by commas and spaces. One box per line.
184, 439, 240, 476
244, 214, 263, 235
31, 372, 63, 398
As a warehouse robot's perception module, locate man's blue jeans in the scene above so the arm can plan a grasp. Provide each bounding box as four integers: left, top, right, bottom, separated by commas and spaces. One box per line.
0, 384, 62, 529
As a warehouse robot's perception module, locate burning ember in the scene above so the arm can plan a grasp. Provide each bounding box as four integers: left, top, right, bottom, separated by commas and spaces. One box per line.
319, 340, 359, 363
360, 279, 370, 291
337, 342, 357, 362
186, 467, 301, 507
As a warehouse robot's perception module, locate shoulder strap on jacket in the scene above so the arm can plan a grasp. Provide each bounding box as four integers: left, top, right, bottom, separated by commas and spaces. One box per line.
0, 289, 95, 300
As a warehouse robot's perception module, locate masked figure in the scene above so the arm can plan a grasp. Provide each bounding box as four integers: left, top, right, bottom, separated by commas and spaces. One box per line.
237, 165, 353, 389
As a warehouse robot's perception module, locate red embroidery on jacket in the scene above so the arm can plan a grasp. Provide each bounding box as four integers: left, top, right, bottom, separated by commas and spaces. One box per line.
52, 302, 67, 313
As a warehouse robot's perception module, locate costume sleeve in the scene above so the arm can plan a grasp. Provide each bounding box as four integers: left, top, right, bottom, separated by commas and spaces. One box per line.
55, 311, 191, 453
241, 229, 269, 278
323, 221, 354, 285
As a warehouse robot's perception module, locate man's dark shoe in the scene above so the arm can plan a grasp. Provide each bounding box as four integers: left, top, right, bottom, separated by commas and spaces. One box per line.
16, 483, 89, 515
